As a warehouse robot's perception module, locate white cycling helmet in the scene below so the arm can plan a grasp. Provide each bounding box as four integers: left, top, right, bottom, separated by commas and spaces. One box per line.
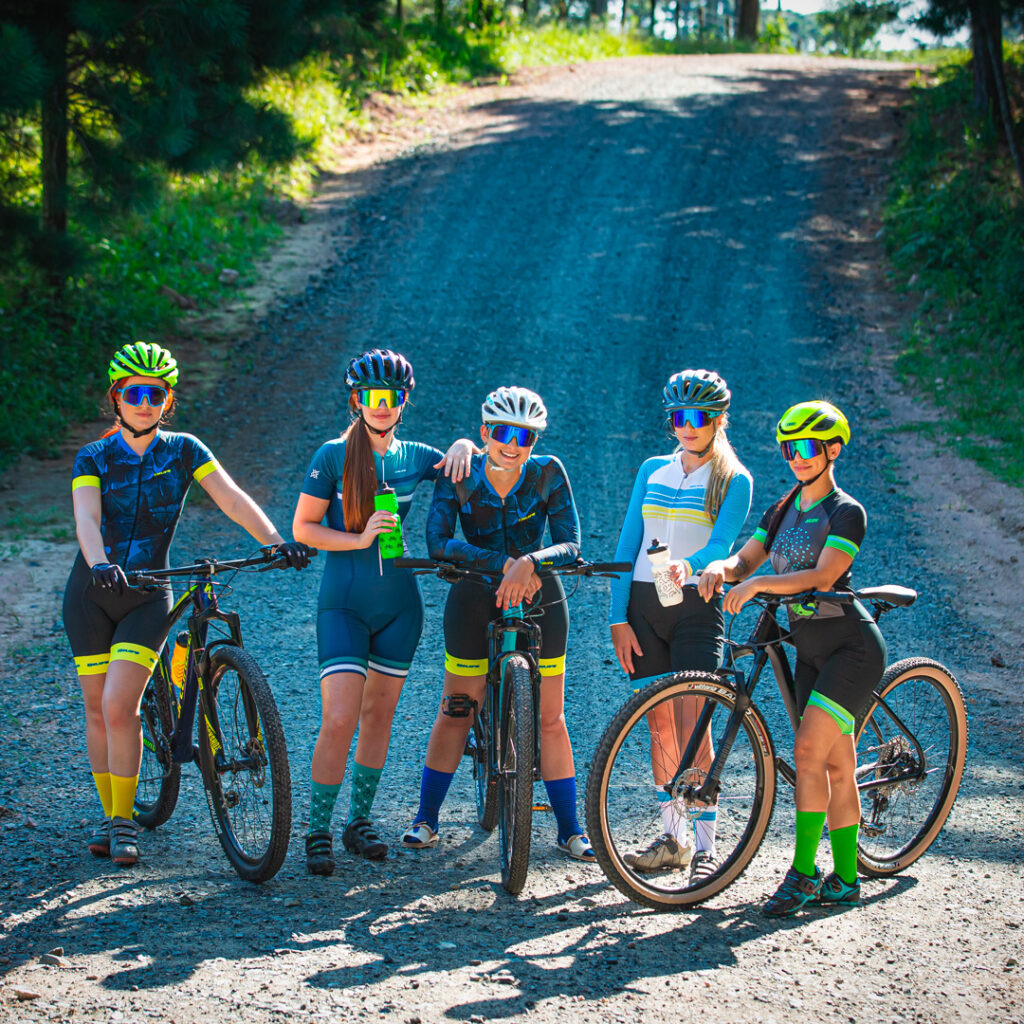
481, 386, 548, 431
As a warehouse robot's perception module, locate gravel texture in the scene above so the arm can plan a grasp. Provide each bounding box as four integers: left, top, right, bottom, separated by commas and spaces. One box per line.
1, 55, 1022, 1024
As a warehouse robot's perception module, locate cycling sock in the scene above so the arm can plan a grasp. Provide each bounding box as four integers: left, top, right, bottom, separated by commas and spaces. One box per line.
544, 777, 582, 844
309, 780, 342, 834
416, 767, 455, 831
348, 763, 383, 824
828, 822, 859, 885
792, 809, 827, 876
109, 774, 138, 821
92, 772, 113, 818
694, 806, 718, 855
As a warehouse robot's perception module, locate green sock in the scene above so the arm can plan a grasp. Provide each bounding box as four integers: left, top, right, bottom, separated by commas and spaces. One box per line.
347, 763, 383, 823
309, 779, 342, 834
828, 823, 859, 884
793, 810, 827, 877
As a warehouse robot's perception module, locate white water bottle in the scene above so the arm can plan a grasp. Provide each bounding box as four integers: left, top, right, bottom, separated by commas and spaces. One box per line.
647, 539, 683, 607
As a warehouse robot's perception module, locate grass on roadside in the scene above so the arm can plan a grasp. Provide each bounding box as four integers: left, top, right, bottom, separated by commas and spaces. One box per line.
882, 46, 1024, 487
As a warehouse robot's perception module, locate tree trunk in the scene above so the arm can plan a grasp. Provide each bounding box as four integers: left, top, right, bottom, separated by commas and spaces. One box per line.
649, 0, 657, 33
697, 3, 704, 40
984, 26, 1024, 191
40, 23, 69, 238
435, 0, 445, 28
592, 0, 609, 17
736, 0, 759, 41
969, 0, 999, 119
621, 0, 628, 28
674, 0, 681, 38
396, 0, 403, 24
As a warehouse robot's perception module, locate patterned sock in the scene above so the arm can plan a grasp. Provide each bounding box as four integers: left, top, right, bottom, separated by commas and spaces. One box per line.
92, 772, 113, 818
109, 774, 138, 821
416, 767, 455, 831
544, 777, 582, 844
828, 822, 860, 885
793, 809, 827, 877
309, 780, 342, 835
347, 763, 383, 823
694, 806, 718, 856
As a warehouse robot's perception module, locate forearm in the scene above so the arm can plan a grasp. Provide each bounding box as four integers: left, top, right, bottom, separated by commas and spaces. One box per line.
744, 566, 838, 596
222, 490, 283, 546
293, 520, 366, 552
76, 521, 108, 567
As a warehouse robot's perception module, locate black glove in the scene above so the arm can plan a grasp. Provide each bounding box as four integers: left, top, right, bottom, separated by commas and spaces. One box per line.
273, 542, 311, 570
90, 562, 128, 595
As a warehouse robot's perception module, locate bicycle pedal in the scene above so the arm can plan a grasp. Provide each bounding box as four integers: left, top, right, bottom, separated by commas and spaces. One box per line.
532, 803, 552, 813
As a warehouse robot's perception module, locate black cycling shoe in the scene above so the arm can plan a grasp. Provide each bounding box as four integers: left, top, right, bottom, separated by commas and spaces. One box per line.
306, 830, 336, 876
342, 817, 388, 861
763, 866, 823, 917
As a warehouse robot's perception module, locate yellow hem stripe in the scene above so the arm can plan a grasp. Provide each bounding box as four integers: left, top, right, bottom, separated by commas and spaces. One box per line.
193, 460, 220, 482
110, 643, 160, 672
445, 653, 488, 677
72, 475, 101, 491
75, 653, 110, 676
538, 656, 566, 678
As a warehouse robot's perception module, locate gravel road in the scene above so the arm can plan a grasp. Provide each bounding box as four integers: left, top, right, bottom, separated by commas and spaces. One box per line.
1, 54, 1022, 1024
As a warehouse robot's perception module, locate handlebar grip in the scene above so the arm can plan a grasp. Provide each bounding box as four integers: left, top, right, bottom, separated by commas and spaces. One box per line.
393, 558, 438, 569
589, 562, 634, 574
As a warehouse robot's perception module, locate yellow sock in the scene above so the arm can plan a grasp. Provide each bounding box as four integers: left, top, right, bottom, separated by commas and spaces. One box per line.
92, 772, 113, 818
110, 774, 138, 821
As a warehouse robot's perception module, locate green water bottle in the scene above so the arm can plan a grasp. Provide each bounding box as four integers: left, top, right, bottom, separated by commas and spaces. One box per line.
374, 485, 403, 559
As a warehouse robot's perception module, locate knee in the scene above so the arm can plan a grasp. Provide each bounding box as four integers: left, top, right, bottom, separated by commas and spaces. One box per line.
539, 707, 567, 736
101, 692, 139, 732
359, 701, 396, 735
320, 704, 357, 740
793, 735, 823, 774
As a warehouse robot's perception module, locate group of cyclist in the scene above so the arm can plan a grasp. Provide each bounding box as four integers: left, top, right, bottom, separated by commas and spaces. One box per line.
63, 340, 884, 918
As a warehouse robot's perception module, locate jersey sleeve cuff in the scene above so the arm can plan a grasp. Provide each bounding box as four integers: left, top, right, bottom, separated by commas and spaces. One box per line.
193, 459, 220, 482
72, 475, 101, 491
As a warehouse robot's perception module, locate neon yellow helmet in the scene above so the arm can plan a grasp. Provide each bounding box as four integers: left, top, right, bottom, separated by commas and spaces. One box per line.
776, 401, 850, 446
108, 342, 178, 388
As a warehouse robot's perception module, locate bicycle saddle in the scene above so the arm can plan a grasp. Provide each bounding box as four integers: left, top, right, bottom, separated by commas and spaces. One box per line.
857, 585, 917, 607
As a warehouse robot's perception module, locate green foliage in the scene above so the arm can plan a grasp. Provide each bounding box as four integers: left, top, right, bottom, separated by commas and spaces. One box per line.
882, 47, 1024, 486
760, 13, 794, 53
816, 0, 900, 56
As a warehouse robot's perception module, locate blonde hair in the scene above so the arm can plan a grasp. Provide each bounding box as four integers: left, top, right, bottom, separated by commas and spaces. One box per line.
675, 411, 744, 522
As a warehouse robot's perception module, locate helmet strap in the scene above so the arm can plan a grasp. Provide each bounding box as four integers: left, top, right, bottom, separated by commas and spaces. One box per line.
115, 401, 161, 439
799, 447, 834, 490
359, 409, 401, 440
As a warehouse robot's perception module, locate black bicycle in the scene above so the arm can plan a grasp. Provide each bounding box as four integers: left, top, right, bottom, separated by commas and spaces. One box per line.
128, 549, 309, 883
586, 585, 968, 909
395, 557, 630, 895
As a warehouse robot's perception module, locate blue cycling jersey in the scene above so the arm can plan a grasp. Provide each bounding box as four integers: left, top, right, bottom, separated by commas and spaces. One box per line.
71, 430, 219, 571
426, 453, 580, 574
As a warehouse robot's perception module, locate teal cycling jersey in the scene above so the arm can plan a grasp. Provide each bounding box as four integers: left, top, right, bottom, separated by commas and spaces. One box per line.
70, 430, 219, 571
301, 436, 443, 605
426, 453, 581, 574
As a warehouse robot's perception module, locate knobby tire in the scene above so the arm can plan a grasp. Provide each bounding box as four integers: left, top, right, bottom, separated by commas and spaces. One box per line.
135, 650, 181, 828
497, 655, 535, 895
473, 692, 498, 833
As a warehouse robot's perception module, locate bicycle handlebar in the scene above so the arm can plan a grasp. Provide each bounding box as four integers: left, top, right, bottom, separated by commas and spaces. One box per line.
125, 546, 318, 588
756, 585, 917, 609
393, 558, 632, 579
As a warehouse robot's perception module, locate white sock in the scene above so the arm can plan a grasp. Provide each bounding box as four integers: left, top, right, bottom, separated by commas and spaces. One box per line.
658, 791, 693, 848
694, 806, 718, 856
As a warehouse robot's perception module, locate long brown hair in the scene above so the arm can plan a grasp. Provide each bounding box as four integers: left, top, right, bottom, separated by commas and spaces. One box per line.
101, 382, 176, 439
341, 393, 379, 531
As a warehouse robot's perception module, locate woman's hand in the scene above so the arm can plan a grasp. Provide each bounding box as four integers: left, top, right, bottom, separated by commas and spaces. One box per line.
698, 560, 728, 602
667, 559, 693, 587
722, 577, 761, 615
610, 623, 643, 675
359, 509, 398, 549
435, 439, 477, 483
495, 555, 538, 609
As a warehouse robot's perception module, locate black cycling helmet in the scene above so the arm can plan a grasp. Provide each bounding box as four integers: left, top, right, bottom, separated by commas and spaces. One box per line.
345, 349, 415, 391
662, 369, 731, 413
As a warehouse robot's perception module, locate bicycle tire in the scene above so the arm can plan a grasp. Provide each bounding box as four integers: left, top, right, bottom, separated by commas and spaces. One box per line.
586, 672, 777, 910
855, 657, 968, 877
197, 645, 292, 883
472, 693, 498, 832
135, 651, 181, 828
497, 654, 535, 895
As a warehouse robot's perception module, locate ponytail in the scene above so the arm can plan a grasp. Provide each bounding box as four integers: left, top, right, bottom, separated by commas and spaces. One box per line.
761, 484, 801, 554
341, 393, 378, 532
701, 413, 744, 522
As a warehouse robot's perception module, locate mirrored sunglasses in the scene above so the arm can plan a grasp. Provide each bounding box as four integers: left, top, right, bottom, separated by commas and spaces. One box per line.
119, 384, 168, 407
780, 438, 825, 461
358, 388, 406, 409
671, 408, 716, 429
490, 424, 538, 447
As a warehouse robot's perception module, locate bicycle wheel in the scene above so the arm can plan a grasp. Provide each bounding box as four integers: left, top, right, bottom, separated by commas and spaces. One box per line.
496, 655, 535, 895
197, 645, 291, 883
471, 693, 498, 832
855, 657, 968, 877
135, 651, 181, 828
586, 672, 777, 909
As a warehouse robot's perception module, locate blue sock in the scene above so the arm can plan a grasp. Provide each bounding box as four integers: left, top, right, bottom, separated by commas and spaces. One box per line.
415, 766, 455, 831
544, 777, 581, 844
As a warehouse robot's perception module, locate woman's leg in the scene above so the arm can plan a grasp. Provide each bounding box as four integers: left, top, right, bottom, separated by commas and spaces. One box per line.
102, 658, 157, 810
348, 669, 406, 825
792, 705, 843, 873
310, 670, 365, 832
825, 732, 860, 885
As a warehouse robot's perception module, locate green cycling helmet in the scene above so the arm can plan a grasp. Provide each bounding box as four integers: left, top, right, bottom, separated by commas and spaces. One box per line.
108, 342, 179, 388
776, 400, 850, 446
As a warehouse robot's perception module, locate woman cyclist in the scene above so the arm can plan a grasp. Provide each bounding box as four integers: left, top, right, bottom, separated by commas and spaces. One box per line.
609, 369, 752, 881
401, 386, 595, 862
292, 349, 474, 874
699, 400, 885, 915
65, 342, 309, 867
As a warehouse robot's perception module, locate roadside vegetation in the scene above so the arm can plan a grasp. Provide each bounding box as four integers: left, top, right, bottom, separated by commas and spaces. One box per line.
882, 45, 1024, 487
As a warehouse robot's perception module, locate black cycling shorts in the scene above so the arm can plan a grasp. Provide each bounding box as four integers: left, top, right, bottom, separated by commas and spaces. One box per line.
625, 581, 724, 683
791, 607, 887, 726
62, 556, 172, 677
443, 575, 569, 678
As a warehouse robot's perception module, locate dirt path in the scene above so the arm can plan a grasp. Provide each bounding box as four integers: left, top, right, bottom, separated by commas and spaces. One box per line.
1, 55, 1022, 1024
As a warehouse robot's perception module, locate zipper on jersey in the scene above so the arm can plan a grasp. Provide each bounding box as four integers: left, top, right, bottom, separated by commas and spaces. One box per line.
123, 452, 145, 570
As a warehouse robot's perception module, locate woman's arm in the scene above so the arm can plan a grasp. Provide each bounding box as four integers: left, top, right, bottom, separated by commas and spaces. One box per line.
686, 470, 753, 573
431, 438, 480, 483
723, 546, 853, 615
696, 535, 769, 601
608, 461, 654, 626
72, 486, 109, 567
292, 493, 393, 551
426, 475, 507, 572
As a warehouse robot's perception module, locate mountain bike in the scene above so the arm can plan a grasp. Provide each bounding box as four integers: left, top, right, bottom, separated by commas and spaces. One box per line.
586, 585, 968, 909
395, 557, 630, 895
127, 549, 311, 883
